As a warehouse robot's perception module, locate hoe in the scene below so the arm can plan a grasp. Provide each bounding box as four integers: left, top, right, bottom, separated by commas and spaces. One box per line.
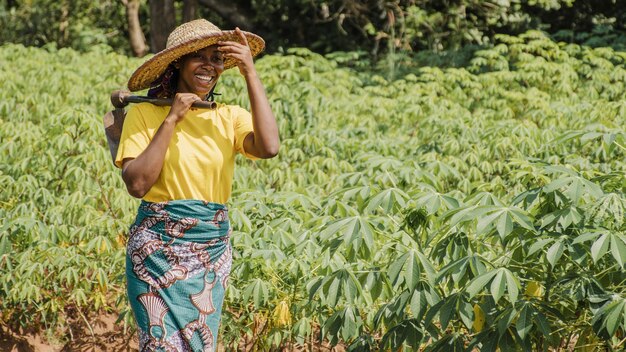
103, 90, 216, 164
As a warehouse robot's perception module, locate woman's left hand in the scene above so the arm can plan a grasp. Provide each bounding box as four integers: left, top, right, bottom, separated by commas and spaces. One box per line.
218, 28, 256, 77
219, 27, 280, 159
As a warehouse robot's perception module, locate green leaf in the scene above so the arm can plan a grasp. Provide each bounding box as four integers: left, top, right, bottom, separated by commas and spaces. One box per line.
364, 188, 409, 214
367, 272, 384, 301
504, 270, 519, 303
346, 269, 365, 302
405, 251, 421, 290
490, 270, 506, 303
508, 208, 536, 232
0, 232, 10, 256
320, 217, 357, 240
416, 251, 437, 286
344, 271, 358, 301
497, 307, 517, 337
439, 257, 468, 284
410, 289, 428, 319
606, 301, 626, 336
307, 277, 324, 301
415, 191, 459, 215
448, 205, 495, 229
476, 210, 502, 236
609, 234, 626, 268
388, 252, 410, 286
439, 295, 456, 331
466, 270, 498, 298
322, 310, 343, 343
591, 233, 610, 263
516, 305, 532, 340
252, 279, 269, 308
468, 255, 487, 276
572, 232, 601, 244
496, 211, 514, 240
341, 307, 358, 341
459, 301, 473, 330
604, 300, 626, 336
534, 310, 551, 336
327, 276, 341, 307
546, 240, 565, 267
528, 238, 553, 256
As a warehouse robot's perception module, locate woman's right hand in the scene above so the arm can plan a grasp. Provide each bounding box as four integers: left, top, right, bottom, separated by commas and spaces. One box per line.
167, 93, 201, 123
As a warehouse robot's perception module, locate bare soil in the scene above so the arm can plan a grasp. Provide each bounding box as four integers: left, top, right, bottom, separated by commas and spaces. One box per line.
0, 314, 346, 352
0, 314, 135, 352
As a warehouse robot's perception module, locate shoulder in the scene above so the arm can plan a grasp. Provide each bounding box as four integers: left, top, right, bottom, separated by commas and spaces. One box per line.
128, 102, 167, 116
126, 103, 168, 126
215, 103, 250, 119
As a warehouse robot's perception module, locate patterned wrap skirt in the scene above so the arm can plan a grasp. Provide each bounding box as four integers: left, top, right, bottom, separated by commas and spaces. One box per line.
126, 200, 232, 352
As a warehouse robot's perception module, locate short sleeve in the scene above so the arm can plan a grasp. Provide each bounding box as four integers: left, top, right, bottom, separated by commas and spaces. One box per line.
231, 105, 259, 160
114, 105, 151, 168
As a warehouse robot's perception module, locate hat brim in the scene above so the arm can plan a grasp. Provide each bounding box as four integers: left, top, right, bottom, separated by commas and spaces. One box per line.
127, 30, 265, 92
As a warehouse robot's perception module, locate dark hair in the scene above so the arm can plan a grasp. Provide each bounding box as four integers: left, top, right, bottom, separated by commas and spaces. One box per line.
147, 63, 218, 101
147, 64, 178, 99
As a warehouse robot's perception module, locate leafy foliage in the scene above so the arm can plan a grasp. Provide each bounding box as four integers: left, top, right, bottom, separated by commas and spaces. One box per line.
1, 31, 625, 350
1, 0, 626, 56
0, 0, 131, 52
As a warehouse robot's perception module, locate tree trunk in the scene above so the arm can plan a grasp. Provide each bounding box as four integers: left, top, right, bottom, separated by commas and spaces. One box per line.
183, 0, 198, 22
59, 1, 69, 47
125, 0, 149, 57
149, 0, 177, 52
197, 0, 254, 30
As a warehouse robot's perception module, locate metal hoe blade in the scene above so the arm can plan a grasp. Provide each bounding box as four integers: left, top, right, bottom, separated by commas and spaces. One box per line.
103, 108, 126, 165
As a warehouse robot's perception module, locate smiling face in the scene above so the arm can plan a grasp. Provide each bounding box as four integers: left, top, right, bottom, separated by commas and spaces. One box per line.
176, 45, 225, 98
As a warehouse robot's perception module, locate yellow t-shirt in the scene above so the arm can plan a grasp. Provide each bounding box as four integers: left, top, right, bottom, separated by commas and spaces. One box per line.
114, 102, 257, 203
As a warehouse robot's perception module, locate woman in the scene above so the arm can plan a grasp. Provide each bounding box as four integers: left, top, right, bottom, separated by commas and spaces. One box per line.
115, 19, 279, 351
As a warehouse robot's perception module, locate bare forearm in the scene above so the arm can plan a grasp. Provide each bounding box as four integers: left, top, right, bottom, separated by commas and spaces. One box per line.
244, 71, 280, 158
218, 29, 279, 158
122, 118, 177, 197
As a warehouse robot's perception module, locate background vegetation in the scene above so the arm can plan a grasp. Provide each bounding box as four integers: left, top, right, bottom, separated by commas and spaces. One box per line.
1, 27, 625, 350
1, 0, 625, 58
1, 0, 625, 350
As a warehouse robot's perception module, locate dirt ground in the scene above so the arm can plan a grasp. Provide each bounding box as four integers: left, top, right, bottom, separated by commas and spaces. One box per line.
0, 314, 135, 352
0, 314, 346, 352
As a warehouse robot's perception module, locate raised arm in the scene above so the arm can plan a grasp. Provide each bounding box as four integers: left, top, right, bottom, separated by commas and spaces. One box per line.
121, 93, 200, 198
218, 28, 280, 159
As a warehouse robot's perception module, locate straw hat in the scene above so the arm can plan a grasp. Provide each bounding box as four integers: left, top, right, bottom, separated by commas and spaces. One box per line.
127, 19, 265, 92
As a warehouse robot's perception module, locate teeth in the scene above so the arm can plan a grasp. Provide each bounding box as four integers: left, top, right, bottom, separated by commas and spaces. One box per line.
196, 75, 213, 82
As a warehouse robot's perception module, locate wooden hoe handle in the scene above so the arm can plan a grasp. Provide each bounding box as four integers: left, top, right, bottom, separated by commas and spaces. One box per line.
110, 90, 217, 109
104, 90, 216, 165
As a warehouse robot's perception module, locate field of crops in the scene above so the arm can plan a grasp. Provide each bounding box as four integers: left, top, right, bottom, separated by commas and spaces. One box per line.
1, 30, 625, 351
